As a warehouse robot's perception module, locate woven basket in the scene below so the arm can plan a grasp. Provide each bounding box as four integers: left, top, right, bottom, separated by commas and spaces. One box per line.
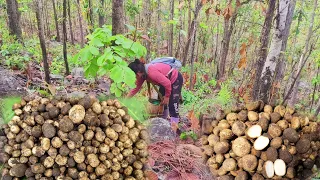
147, 102, 164, 117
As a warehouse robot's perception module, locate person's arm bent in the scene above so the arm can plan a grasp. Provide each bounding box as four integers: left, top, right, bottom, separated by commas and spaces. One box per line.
127, 77, 145, 97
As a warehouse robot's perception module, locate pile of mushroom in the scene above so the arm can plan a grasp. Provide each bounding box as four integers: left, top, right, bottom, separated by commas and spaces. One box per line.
0, 95, 148, 180
202, 101, 320, 180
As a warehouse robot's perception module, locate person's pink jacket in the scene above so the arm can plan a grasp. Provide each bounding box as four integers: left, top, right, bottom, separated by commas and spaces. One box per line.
128, 63, 178, 98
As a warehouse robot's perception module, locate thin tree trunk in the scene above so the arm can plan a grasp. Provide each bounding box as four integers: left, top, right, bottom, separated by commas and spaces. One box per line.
252, 0, 276, 100
145, 0, 152, 61
52, 0, 60, 41
314, 101, 320, 117
45, 0, 50, 37
6, 0, 22, 40
214, 16, 220, 77
156, 0, 161, 56
168, 0, 174, 56
63, 0, 70, 75
285, 0, 318, 106
35, 0, 50, 84
99, 0, 105, 27
182, 0, 202, 66
189, 26, 198, 90
76, 0, 84, 47
271, 0, 297, 104
67, 0, 74, 44
217, 0, 240, 80
258, 0, 290, 103
88, 0, 94, 32
112, 0, 125, 35
310, 66, 320, 112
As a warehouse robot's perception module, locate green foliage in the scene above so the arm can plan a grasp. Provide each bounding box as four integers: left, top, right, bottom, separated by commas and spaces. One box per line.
0, 37, 40, 70
180, 130, 198, 140
73, 25, 147, 97
0, 96, 22, 124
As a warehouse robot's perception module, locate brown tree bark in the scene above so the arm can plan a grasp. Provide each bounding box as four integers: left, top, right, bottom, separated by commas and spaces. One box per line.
156, 0, 161, 56
168, 0, 174, 56
35, 0, 50, 84
112, 0, 125, 35
99, 0, 105, 27
252, 0, 276, 100
63, 0, 70, 75
67, 0, 74, 44
6, 0, 22, 40
145, 0, 152, 61
52, 0, 60, 42
88, 0, 94, 33
314, 102, 320, 117
182, 0, 202, 66
76, 0, 84, 47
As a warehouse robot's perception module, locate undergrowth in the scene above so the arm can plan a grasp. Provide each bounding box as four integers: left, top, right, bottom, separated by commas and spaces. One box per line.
0, 96, 22, 124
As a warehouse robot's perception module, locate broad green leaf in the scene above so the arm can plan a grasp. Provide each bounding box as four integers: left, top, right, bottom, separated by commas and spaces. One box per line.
125, 24, 136, 31
114, 55, 123, 63
91, 38, 104, 47
110, 65, 123, 83
72, 53, 80, 63
122, 39, 134, 49
123, 67, 136, 88
81, 47, 92, 63
84, 59, 99, 77
90, 46, 100, 56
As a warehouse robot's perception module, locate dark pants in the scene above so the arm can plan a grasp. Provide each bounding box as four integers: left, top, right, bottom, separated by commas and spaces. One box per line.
159, 72, 183, 118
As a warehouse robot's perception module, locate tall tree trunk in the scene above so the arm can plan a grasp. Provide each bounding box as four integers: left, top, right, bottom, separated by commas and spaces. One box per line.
270, 0, 296, 104
310, 66, 320, 111
156, 0, 161, 56
88, 0, 94, 32
258, 0, 290, 103
175, 0, 183, 59
189, 26, 198, 90
168, 0, 174, 56
63, 0, 70, 75
6, 0, 22, 40
182, 0, 202, 66
314, 102, 320, 117
99, 0, 105, 27
45, 0, 50, 37
67, 0, 74, 44
35, 0, 50, 84
76, 0, 84, 47
52, 0, 60, 42
112, 0, 125, 35
217, 0, 240, 80
252, 0, 276, 100
145, 0, 152, 61
284, 0, 318, 106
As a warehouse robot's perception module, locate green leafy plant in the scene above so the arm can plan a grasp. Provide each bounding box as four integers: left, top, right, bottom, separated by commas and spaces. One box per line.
0, 96, 22, 124
72, 25, 147, 97
180, 130, 198, 140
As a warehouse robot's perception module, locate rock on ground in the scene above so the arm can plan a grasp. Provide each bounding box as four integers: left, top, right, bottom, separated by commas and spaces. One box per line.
147, 117, 176, 143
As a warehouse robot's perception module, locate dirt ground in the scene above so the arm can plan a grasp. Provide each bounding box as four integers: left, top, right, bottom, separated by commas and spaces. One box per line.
0, 66, 26, 97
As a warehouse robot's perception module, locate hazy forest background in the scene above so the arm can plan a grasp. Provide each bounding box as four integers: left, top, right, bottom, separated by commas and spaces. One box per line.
0, 0, 320, 119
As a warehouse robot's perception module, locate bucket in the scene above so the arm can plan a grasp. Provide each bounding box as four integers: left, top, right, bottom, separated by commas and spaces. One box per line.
147, 99, 164, 117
